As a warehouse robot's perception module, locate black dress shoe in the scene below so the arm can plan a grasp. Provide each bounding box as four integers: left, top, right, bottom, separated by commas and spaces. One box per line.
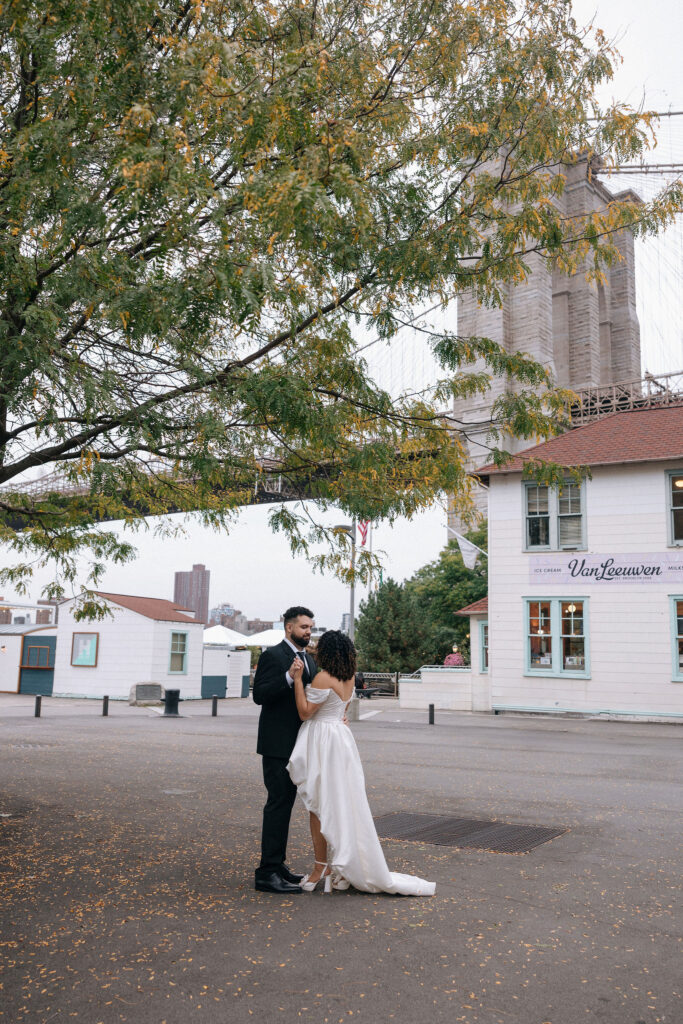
279, 864, 304, 884
254, 871, 302, 894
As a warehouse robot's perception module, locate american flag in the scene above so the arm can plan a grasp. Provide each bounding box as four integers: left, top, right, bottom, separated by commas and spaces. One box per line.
358, 521, 370, 546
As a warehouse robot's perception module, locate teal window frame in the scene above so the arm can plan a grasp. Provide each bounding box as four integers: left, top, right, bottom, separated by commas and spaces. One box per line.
523, 481, 587, 552
669, 597, 683, 681
479, 621, 489, 673
666, 471, 683, 546
169, 631, 188, 675
524, 597, 590, 678
71, 632, 99, 667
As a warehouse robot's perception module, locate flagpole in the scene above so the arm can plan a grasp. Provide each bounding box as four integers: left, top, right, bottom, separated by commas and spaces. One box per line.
347, 518, 355, 642
368, 521, 374, 596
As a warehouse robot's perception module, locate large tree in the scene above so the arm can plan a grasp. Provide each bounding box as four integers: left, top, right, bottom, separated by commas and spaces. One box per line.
0, 0, 679, 604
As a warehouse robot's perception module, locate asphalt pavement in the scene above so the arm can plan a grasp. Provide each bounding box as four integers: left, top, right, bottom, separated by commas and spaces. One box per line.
0, 694, 681, 1024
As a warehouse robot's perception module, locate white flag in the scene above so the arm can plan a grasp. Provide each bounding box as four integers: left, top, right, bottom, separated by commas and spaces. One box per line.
453, 532, 482, 570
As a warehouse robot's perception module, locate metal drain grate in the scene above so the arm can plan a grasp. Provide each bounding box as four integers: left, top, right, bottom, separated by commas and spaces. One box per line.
374, 812, 567, 854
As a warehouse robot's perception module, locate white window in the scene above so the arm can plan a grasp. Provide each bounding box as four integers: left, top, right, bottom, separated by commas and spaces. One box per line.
528, 600, 553, 668
667, 472, 683, 545
526, 486, 550, 547
670, 598, 683, 681
526, 599, 589, 676
524, 482, 585, 550
480, 622, 489, 672
558, 484, 583, 547
169, 632, 188, 673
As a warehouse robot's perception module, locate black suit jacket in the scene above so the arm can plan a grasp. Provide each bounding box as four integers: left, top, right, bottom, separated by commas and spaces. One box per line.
253, 640, 319, 759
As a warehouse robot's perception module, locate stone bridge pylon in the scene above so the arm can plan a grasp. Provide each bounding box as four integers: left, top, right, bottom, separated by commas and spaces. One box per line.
449, 155, 642, 532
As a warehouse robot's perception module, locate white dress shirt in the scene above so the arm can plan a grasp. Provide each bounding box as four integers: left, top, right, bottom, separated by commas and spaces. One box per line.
284, 637, 309, 686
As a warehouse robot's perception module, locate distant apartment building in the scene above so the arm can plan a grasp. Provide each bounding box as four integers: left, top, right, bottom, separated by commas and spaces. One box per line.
246, 618, 275, 635
36, 599, 59, 624
0, 599, 57, 626
340, 612, 351, 634
223, 609, 248, 633
174, 563, 210, 625
209, 602, 248, 634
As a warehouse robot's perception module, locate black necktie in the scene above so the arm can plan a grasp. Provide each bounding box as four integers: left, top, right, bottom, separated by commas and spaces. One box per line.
298, 651, 308, 676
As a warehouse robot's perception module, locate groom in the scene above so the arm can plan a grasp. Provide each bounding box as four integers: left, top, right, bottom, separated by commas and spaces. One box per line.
252, 606, 318, 893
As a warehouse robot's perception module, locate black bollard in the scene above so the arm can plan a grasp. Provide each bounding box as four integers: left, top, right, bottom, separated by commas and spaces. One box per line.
102, 695, 109, 717
211, 695, 218, 717
163, 689, 181, 717
34, 694, 42, 718
428, 703, 435, 725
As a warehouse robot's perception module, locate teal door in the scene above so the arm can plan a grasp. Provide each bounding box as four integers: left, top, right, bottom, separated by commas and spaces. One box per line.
19, 636, 56, 695
201, 675, 227, 698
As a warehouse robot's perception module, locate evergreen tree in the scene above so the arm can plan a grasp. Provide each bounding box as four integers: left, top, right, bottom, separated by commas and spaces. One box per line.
355, 579, 427, 673
355, 523, 487, 671
407, 523, 488, 664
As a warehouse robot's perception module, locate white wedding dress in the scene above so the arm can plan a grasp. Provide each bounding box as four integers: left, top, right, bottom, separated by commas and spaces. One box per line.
287, 687, 435, 896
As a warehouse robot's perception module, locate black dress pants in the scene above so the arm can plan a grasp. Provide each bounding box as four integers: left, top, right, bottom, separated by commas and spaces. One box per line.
258, 755, 297, 872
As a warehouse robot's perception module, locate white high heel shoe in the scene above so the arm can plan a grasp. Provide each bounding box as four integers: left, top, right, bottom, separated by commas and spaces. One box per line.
300, 860, 333, 893
330, 872, 350, 891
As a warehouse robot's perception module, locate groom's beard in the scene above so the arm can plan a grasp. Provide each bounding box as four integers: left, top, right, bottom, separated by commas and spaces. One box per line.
292, 635, 310, 648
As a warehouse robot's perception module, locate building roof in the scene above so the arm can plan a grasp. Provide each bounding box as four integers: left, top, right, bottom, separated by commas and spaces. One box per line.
455, 597, 489, 616
93, 592, 197, 623
0, 623, 57, 635
203, 624, 250, 645
478, 405, 683, 479
246, 627, 287, 646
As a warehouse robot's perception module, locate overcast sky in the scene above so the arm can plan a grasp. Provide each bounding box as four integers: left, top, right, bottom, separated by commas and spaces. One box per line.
4, 0, 682, 628
572, 0, 682, 110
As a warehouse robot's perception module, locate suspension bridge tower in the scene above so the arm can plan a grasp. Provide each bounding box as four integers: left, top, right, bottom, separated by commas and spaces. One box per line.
449, 154, 642, 531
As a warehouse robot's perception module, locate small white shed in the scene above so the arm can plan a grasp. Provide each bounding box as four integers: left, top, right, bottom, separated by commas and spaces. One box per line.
0, 624, 58, 695
53, 592, 204, 700
201, 645, 252, 698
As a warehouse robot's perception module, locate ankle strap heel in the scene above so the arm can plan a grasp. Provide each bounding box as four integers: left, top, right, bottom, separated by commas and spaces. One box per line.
300, 861, 331, 892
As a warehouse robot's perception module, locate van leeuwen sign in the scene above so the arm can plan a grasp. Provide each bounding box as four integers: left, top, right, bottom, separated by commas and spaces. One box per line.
529, 552, 683, 585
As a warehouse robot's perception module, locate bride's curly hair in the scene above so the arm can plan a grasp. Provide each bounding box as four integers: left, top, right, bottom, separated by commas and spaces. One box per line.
316, 630, 357, 681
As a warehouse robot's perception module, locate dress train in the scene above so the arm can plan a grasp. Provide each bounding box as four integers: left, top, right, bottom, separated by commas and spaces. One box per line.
287, 687, 435, 896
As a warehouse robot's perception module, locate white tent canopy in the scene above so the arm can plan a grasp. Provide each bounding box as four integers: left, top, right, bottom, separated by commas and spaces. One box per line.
203, 624, 250, 646
245, 628, 286, 647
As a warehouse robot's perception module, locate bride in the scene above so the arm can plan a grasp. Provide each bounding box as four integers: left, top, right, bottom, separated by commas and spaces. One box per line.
287, 630, 435, 896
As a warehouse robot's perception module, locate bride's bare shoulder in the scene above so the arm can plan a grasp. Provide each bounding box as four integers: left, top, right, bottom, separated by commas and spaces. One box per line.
313, 670, 354, 698
327, 674, 355, 699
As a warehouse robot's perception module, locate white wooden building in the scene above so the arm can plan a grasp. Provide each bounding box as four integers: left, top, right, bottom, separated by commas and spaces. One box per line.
0, 624, 58, 695
401, 405, 683, 721
484, 405, 683, 720
53, 592, 204, 700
